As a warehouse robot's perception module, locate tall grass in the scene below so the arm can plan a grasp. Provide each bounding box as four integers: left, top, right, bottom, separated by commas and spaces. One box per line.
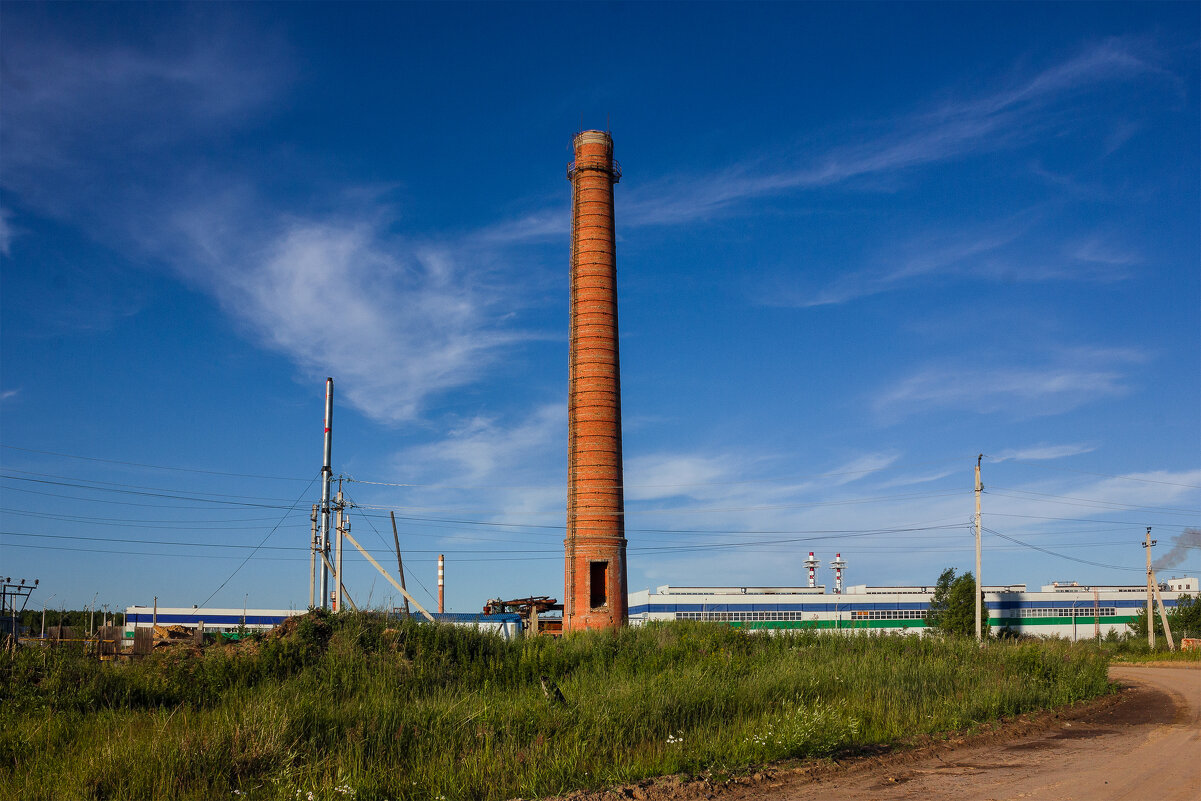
0, 613, 1111, 800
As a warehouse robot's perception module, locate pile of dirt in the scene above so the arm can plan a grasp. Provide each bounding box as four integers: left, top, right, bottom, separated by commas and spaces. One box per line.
265, 610, 327, 640
152, 624, 192, 639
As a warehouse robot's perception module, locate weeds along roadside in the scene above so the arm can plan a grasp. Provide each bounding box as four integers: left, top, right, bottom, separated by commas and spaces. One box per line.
0, 614, 1113, 801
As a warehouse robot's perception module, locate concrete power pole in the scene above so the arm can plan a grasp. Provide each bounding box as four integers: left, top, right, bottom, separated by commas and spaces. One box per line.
1144, 528, 1156, 649
975, 454, 983, 645
334, 488, 344, 612
309, 504, 318, 608
319, 378, 334, 610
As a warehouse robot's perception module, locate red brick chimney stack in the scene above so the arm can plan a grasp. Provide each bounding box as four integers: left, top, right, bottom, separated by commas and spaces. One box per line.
564, 130, 627, 632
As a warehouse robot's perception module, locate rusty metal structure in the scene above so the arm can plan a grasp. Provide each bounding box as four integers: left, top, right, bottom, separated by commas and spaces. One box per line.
483, 596, 563, 635
564, 130, 627, 632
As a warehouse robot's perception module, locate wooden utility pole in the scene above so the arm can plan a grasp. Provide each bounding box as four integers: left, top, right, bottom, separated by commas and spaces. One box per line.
975, 454, 983, 645
1149, 566, 1176, 651
1144, 528, 1156, 649
340, 528, 434, 621
390, 512, 410, 618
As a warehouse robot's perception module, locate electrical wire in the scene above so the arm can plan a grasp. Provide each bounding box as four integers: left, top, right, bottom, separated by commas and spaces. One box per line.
344, 502, 438, 606
1, 508, 308, 530
0, 444, 313, 481
343, 456, 972, 491
0, 541, 563, 563
987, 486, 1200, 515
196, 472, 321, 607
988, 456, 1201, 489
982, 526, 1143, 572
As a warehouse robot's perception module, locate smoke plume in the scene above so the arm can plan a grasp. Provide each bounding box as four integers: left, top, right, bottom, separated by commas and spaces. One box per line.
1154, 527, 1201, 570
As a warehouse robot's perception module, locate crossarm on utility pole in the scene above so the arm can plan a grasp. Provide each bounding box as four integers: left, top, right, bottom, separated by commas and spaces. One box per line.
342, 529, 435, 622
317, 552, 357, 611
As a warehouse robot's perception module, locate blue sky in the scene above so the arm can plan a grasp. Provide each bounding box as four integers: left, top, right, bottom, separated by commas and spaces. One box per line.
2, 2, 1198, 614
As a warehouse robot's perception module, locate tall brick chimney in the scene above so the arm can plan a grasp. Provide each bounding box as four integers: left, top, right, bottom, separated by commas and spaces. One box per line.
564, 130, 627, 632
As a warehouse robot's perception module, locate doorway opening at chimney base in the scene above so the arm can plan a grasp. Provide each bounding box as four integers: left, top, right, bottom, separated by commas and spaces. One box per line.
589, 561, 609, 609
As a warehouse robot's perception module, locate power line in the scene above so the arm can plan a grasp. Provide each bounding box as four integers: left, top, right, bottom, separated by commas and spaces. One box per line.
982, 526, 1143, 572
988, 486, 1200, 515
989, 456, 1201, 489
0, 541, 561, 563
196, 472, 321, 608
1, 468, 305, 501
343, 456, 972, 491
0, 474, 302, 504
2, 531, 305, 550
0, 444, 312, 481
1, 508, 308, 530
344, 501, 438, 607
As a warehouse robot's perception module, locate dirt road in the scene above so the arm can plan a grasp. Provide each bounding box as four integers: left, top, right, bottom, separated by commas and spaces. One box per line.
573, 664, 1200, 801
747, 664, 1201, 801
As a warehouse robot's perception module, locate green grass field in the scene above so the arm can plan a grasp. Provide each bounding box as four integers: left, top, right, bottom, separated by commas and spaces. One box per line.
1, 612, 1113, 800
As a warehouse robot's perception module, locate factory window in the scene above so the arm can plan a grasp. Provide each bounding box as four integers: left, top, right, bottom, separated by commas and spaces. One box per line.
1017, 607, 1117, 618
850, 610, 925, 620
589, 561, 608, 609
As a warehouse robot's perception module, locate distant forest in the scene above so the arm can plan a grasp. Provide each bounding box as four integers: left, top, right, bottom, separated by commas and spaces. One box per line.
9, 608, 125, 634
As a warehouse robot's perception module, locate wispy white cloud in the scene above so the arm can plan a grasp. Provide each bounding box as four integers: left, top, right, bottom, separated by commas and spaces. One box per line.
471, 211, 568, 245
618, 38, 1165, 230
0, 208, 13, 255
454, 38, 1168, 249
991, 443, 1097, 463
625, 454, 737, 502
395, 404, 565, 489
759, 203, 1142, 308
0, 388, 20, 402
874, 348, 1147, 422
0, 29, 286, 219
161, 201, 552, 423
2, 29, 554, 425
1070, 238, 1141, 267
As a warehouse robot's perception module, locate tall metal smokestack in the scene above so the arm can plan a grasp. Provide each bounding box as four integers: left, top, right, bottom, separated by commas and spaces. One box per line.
319, 378, 334, 610
804, 551, 819, 588
830, 553, 846, 595
437, 554, 445, 614
564, 130, 627, 632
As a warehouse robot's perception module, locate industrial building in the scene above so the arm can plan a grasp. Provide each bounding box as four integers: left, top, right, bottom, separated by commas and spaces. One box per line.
628, 577, 1199, 640
123, 606, 523, 642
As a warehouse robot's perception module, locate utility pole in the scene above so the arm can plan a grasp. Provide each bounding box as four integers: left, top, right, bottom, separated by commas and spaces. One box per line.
319, 377, 334, 610
975, 454, 983, 645
1149, 566, 1176, 651
334, 487, 345, 612
309, 504, 318, 608
390, 512, 410, 618
1144, 528, 1156, 649
40, 594, 55, 639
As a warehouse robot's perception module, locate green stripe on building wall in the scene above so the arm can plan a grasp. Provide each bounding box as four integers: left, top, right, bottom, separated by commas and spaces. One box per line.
711, 615, 1138, 632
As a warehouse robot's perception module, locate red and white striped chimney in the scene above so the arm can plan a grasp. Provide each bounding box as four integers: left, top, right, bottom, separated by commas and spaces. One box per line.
804, 551, 820, 589
437, 554, 445, 613
830, 553, 847, 595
